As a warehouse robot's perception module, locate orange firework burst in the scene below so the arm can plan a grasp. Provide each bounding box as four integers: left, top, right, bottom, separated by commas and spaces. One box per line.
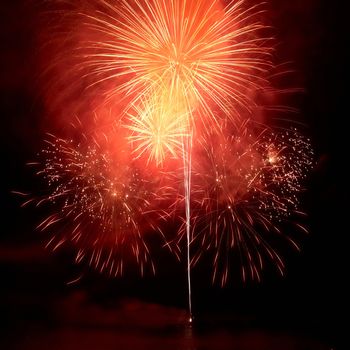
76, 0, 272, 128
27, 133, 173, 277
40, 0, 274, 164
185, 124, 313, 285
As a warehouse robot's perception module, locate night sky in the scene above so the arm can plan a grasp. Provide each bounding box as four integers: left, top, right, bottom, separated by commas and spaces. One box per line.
0, 1, 347, 349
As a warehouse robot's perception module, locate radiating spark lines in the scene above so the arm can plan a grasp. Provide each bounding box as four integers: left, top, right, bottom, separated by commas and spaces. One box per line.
19, 1, 314, 315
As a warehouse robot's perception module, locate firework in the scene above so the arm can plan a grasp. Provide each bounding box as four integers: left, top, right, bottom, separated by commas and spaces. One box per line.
30, 133, 172, 276
185, 124, 313, 286
70, 0, 272, 128
126, 92, 190, 165
26, 0, 315, 313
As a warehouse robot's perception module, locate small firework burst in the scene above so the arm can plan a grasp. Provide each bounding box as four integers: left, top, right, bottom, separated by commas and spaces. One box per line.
126, 93, 190, 165
185, 125, 313, 285
31, 134, 170, 276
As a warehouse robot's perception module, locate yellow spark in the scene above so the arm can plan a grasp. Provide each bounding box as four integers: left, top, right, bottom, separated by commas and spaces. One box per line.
126, 91, 190, 165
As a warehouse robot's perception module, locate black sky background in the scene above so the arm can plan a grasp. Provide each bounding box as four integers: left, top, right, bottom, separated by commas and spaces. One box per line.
0, 1, 348, 349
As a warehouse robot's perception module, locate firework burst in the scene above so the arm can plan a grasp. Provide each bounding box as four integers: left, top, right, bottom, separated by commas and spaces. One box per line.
185, 124, 313, 285
22, 0, 315, 303
73, 0, 272, 128
29, 133, 172, 276
126, 92, 190, 165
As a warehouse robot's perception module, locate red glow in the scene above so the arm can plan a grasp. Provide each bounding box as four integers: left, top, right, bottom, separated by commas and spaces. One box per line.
27, 0, 314, 283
